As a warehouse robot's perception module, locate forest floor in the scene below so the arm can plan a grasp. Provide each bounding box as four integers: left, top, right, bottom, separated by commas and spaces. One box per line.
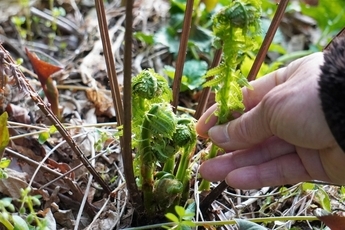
0, 0, 344, 229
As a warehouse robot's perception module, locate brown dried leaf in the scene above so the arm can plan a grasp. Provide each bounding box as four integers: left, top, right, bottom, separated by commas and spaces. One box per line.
26, 48, 62, 118
46, 158, 75, 180
0, 85, 12, 113
6, 103, 31, 124
53, 208, 75, 229
85, 88, 115, 117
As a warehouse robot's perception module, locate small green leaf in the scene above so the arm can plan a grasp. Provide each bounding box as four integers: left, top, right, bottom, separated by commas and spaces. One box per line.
316, 187, 331, 212
175, 205, 186, 218
301, 182, 316, 191
165, 213, 179, 223
49, 125, 57, 133
182, 60, 208, 90
31, 195, 42, 206
26, 214, 34, 224
0, 169, 8, 179
134, 32, 154, 45
0, 158, 11, 169
278, 186, 289, 196
11, 16, 26, 26
0, 112, 10, 153
202, 0, 219, 12
165, 60, 208, 92
340, 186, 345, 200
38, 125, 57, 144
13, 215, 30, 230
38, 132, 50, 144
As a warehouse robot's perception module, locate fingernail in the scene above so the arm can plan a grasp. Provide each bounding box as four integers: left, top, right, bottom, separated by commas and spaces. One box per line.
208, 123, 230, 144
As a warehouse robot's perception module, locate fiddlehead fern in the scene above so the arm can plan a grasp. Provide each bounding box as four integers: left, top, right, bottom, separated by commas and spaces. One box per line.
132, 69, 171, 100
200, 0, 262, 191
131, 69, 197, 213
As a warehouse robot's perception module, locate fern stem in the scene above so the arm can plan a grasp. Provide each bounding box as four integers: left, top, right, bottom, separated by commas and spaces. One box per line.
163, 158, 175, 174
176, 146, 194, 188
140, 115, 155, 214
176, 146, 196, 201
199, 143, 218, 191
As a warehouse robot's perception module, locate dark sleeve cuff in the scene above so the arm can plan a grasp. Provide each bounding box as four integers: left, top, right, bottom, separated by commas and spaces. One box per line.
319, 37, 345, 152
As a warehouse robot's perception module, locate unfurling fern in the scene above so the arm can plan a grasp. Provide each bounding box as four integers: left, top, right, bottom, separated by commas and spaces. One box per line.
203, 0, 261, 123
131, 70, 197, 213
200, 0, 262, 191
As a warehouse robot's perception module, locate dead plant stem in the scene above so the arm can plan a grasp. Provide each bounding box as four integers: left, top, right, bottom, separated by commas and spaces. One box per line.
247, 0, 290, 81
171, 0, 194, 112
123, 0, 143, 211
94, 0, 124, 125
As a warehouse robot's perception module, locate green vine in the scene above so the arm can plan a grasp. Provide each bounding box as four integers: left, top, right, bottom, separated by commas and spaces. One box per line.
132, 69, 197, 214
199, 0, 262, 191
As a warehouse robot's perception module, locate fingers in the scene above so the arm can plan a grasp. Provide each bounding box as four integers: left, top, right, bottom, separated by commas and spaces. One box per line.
208, 99, 275, 150
195, 104, 218, 138
199, 137, 295, 181
196, 66, 288, 138
224, 153, 311, 189
199, 137, 318, 189
225, 146, 329, 189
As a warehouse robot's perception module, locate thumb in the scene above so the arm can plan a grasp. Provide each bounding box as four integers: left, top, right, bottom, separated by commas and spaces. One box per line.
208, 103, 273, 151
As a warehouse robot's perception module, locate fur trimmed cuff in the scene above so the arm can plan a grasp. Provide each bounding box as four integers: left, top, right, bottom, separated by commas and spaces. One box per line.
319, 37, 345, 152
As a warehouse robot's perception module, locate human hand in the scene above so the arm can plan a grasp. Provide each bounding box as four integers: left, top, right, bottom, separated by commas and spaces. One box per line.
196, 52, 345, 189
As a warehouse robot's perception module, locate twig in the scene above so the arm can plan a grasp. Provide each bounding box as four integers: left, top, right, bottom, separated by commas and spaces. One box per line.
171, 0, 194, 112
75, 135, 95, 230
39, 149, 111, 190
200, 181, 229, 214
94, 0, 124, 125
122, 0, 143, 211
94, 0, 143, 207
5, 148, 62, 178
247, 0, 290, 81
0, 44, 111, 194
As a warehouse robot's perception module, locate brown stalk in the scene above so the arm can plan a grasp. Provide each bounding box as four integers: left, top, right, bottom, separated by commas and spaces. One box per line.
200, 0, 290, 211
123, 0, 143, 211
0, 44, 111, 194
94, 0, 141, 208
247, 0, 290, 82
171, 0, 194, 112
94, 0, 124, 125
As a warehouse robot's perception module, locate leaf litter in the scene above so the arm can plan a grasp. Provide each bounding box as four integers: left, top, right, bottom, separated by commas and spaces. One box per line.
0, 0, 345, 229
